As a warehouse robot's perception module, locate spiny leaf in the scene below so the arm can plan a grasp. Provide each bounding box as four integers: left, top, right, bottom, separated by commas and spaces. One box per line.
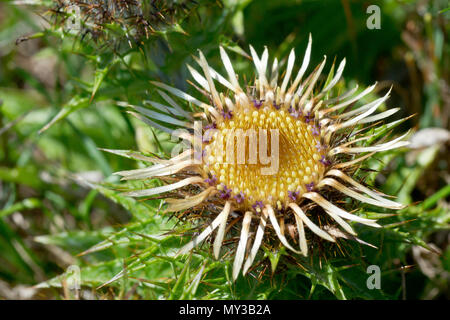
0, 198, 41, 218
91, 59, 118, 102
169, 255, 191, 300
38, 96, 89, 134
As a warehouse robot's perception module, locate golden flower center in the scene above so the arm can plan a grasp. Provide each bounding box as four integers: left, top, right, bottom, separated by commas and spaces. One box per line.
203, 104, 325, 209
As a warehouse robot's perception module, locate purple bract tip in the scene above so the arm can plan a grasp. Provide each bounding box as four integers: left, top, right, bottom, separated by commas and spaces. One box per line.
252, 99, 264, 109
234, 191, 245, 204
219, 184, 232, 199
252, 201, 264, 211
305, 112, 313, 123
311, 125, 320, 136
306, 182, 314, 192
315, 141, 326, 151
288, 190, 300, 201
320, 155, 331, 166
205, 175, 217, 186
221, 110, 233, 120
289, 106, 302, 119
204, 122, 217, 130
272, 101, 281, 110
306, 182, 315, 192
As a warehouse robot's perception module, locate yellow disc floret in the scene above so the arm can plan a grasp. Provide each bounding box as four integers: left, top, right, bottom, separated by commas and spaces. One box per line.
203, 101, 326, 209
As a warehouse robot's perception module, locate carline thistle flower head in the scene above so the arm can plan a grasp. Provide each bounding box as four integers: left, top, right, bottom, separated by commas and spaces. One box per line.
115, 35, 410, 280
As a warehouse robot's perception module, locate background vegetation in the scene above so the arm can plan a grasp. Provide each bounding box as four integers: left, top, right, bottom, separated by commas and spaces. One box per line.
0, 0, 448, 300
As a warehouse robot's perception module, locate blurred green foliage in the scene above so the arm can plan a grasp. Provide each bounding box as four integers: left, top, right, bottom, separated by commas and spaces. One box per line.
0, 0, 448, 300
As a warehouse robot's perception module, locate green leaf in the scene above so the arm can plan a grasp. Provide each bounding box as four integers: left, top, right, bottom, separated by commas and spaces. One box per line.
38, 96, 89, 134
91, 60, 118, 102
263, 246, 284, 273
169, 255, 191, 300
0, 198, 41, 218
0, 166, 44, 189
